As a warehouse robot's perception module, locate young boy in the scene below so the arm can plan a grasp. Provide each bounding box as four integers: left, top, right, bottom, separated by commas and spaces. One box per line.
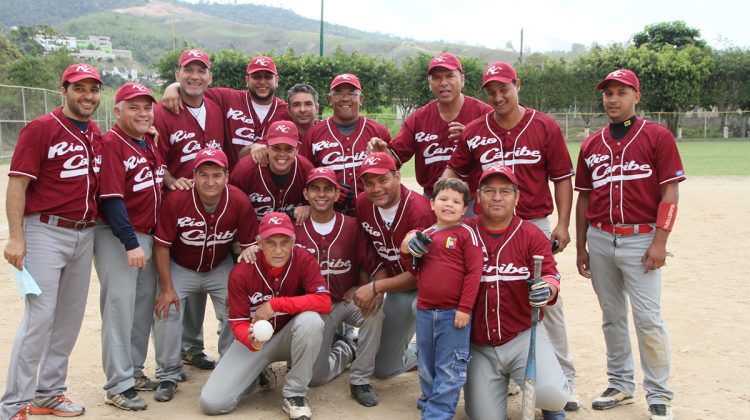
400, 178, 483, 420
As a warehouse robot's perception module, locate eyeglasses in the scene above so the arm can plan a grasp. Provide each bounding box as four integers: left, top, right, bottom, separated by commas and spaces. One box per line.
330, 91, 361, 98
479, 187, 516, 197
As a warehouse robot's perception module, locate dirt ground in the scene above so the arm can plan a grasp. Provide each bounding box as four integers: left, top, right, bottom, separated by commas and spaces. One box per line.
0, 172, 747, 419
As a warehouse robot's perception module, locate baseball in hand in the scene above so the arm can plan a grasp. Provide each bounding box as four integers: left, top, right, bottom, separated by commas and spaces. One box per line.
252, 320, 274, 342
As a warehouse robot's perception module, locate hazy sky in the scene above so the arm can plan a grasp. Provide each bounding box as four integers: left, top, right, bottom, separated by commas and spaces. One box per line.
187, 0, 748, 51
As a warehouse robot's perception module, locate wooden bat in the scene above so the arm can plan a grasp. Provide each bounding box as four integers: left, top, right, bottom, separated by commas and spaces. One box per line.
520, 255, 544, 420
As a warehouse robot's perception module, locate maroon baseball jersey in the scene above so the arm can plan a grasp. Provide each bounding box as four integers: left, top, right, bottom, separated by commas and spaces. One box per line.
463, 216, 560, 347
355, 185, 436, 277
9, 107, 102, 221
448, 109, 575, 219
294, 212, 378, 302
301, 116, 393, 195
227, 248, 329, 333
154, 184, 257, 272
575, 117, 686, 224
153, 99, 224, 181
99, 125, 164, 230
407, 223, 483, 314
229, 154, 314, 220
389, 96, 492, 195
204, 88, 290, 168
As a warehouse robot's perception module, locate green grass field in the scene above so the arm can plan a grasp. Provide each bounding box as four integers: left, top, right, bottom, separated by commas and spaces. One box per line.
398, 140, 750, 179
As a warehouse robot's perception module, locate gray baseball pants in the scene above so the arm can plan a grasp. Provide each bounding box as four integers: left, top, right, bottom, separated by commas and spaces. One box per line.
587, 226, 673, 405
310, 300, 384, 386
0, 215, 94, 419
181, 293, 208, 357
152, 258, 234, 383
464, 324, 568, 420
93, 226, 157, 395
373, 290, 418, 379
200, 311, 324, 415
528, 217, 577, 391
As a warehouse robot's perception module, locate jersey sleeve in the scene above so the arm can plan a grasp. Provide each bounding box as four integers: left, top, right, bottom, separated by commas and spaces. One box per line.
98, 139, 126, 199
298, 128, 315, 162
204, 87, 235, 111
228, 156, 255, 194
376, 122, 393, 143
653, 125, 686, 185
459, 232, 483, 314
153, 193, 178, 246
9, 120, 46, 179
544, 119, 575, 181
297, 155, 315, 180
388, 113, 418, 166
235, 192, 258, 247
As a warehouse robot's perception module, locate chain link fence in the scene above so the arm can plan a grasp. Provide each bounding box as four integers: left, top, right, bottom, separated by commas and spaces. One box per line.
1, 84, 747, 160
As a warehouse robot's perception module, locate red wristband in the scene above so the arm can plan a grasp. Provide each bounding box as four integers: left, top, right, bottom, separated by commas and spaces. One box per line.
656, 202, 677, 232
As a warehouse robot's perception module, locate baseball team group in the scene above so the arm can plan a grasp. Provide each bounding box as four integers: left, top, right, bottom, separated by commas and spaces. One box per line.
0, 48, 684, 420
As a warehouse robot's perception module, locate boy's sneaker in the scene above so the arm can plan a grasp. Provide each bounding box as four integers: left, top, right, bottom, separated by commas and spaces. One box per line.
29, 395, 85, 417
649, 404, 673, 420
105, 387, 147, 411
592, 387, 634, 410
259, 366, 278, 392
10, 404, 29, 420
282, 396, 312, 420
134, 375, 159, 391
181, 352, 216, 370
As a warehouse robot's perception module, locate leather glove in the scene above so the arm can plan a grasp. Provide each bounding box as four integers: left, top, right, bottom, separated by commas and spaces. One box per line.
408, 231, 432, 257
529, 281, 551, 307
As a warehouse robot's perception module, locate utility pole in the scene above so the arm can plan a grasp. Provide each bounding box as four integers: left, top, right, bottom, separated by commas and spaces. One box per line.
319, 0, 324, 56
519, 28, 524, 64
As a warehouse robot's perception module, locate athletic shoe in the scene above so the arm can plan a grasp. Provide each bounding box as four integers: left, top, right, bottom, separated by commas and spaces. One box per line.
177, 369, 187, 382
507, 380, 521, 395
334, 332, 358, 360
592, 387, 634, 410
282, 396, 312, 420
154, 381, 177, 402
259, 366, 278, 392
105, 387, 147, 411
564, 391, 581, 411
29, 395, 85, 417
134, 375, 159, 391
649, 403, 673, 420
350, 384, 379, 407
181, 352, 216, 370
10, 404, 29, 420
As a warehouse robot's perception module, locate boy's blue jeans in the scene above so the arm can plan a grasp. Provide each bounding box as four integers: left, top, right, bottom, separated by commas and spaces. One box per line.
416, 308, 471, 420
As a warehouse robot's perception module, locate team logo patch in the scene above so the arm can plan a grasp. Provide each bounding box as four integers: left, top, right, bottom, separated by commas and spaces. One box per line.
445, 236, 456, 249
316, 285, 328, 293
675, 170, 684, 177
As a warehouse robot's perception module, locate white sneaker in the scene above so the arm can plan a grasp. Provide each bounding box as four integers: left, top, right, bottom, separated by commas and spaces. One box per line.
592, 387, 634, 410
564, 391, 581, 411
507, 380, 521, 396
282, 396, 312, 420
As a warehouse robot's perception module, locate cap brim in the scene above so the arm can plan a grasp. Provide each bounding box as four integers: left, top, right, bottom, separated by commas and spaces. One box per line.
119, 93, 156, 104
65, 74, 102, 84
306, 175, 339, 188
267, 138, 298, 148
180, 58, 210, 69
330, 81, 362, 91
482, 76, 514, 88
259, 227, 295, 239
479, 172, 517, 186
596, 78, 637, 91
194, 158, 227, 169
248, 68, 277, 75
427, 64, 459, 74
358, 167, 391, 178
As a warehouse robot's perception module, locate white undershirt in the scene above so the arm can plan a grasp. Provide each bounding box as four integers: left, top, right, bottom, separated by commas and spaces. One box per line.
186, 103, 206, 130
378, 202, 399, 229
312, 215, 336, 236
252, 101, 271, 122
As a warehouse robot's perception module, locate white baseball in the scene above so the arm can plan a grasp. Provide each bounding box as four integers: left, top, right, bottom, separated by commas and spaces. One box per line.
252, 320, 274, 342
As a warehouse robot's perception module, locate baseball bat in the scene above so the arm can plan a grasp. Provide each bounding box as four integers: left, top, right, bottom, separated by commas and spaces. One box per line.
520, 255, 544, 420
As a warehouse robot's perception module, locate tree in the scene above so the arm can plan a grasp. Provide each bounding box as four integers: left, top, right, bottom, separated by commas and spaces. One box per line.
632, 21, 707, 49
0, 32, 22, 80
702, 48, 750, 112
516, 57, 574, 113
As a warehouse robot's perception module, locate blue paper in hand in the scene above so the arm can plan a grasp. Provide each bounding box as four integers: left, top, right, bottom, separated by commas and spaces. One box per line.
12, 267, 42, 297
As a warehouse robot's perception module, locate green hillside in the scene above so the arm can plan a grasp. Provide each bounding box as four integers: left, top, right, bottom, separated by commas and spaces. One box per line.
0, 0, 146, 26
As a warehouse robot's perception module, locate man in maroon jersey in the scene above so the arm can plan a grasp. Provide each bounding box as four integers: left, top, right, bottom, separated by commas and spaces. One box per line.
200, 212, 331, 420
151, 148, 257, 403
300, 73, 393, 213
443, 61, 580, 409
576, 69, 684, 420
94, 82, 163, 411
351, 152, 436, 379
230, 120, 313, 222
367, 52, 492, 197
162, 55, 290, 168
153, 48, 224, 373
2, 63, 103, 420
463, 164, 567, 420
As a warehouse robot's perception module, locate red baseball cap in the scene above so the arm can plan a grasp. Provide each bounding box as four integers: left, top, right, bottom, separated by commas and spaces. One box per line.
482, 62, 518, 88
193, 147, 228, 169
330, 73, 362, 91
358, 152, 397, 178
179, 49, 211, 69
596, 69, 640, 91
115, 82, 156, 104
478, 164, 518, 187
61, 63, 102, 85
266, 120, 299, 148
246, 55, 277, 75
306, 167, 339, 188
258, 212, 295, 239
427, 53, 463, 74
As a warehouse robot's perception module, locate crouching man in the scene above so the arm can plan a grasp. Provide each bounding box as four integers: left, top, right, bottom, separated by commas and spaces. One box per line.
200, 212, 332, 420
